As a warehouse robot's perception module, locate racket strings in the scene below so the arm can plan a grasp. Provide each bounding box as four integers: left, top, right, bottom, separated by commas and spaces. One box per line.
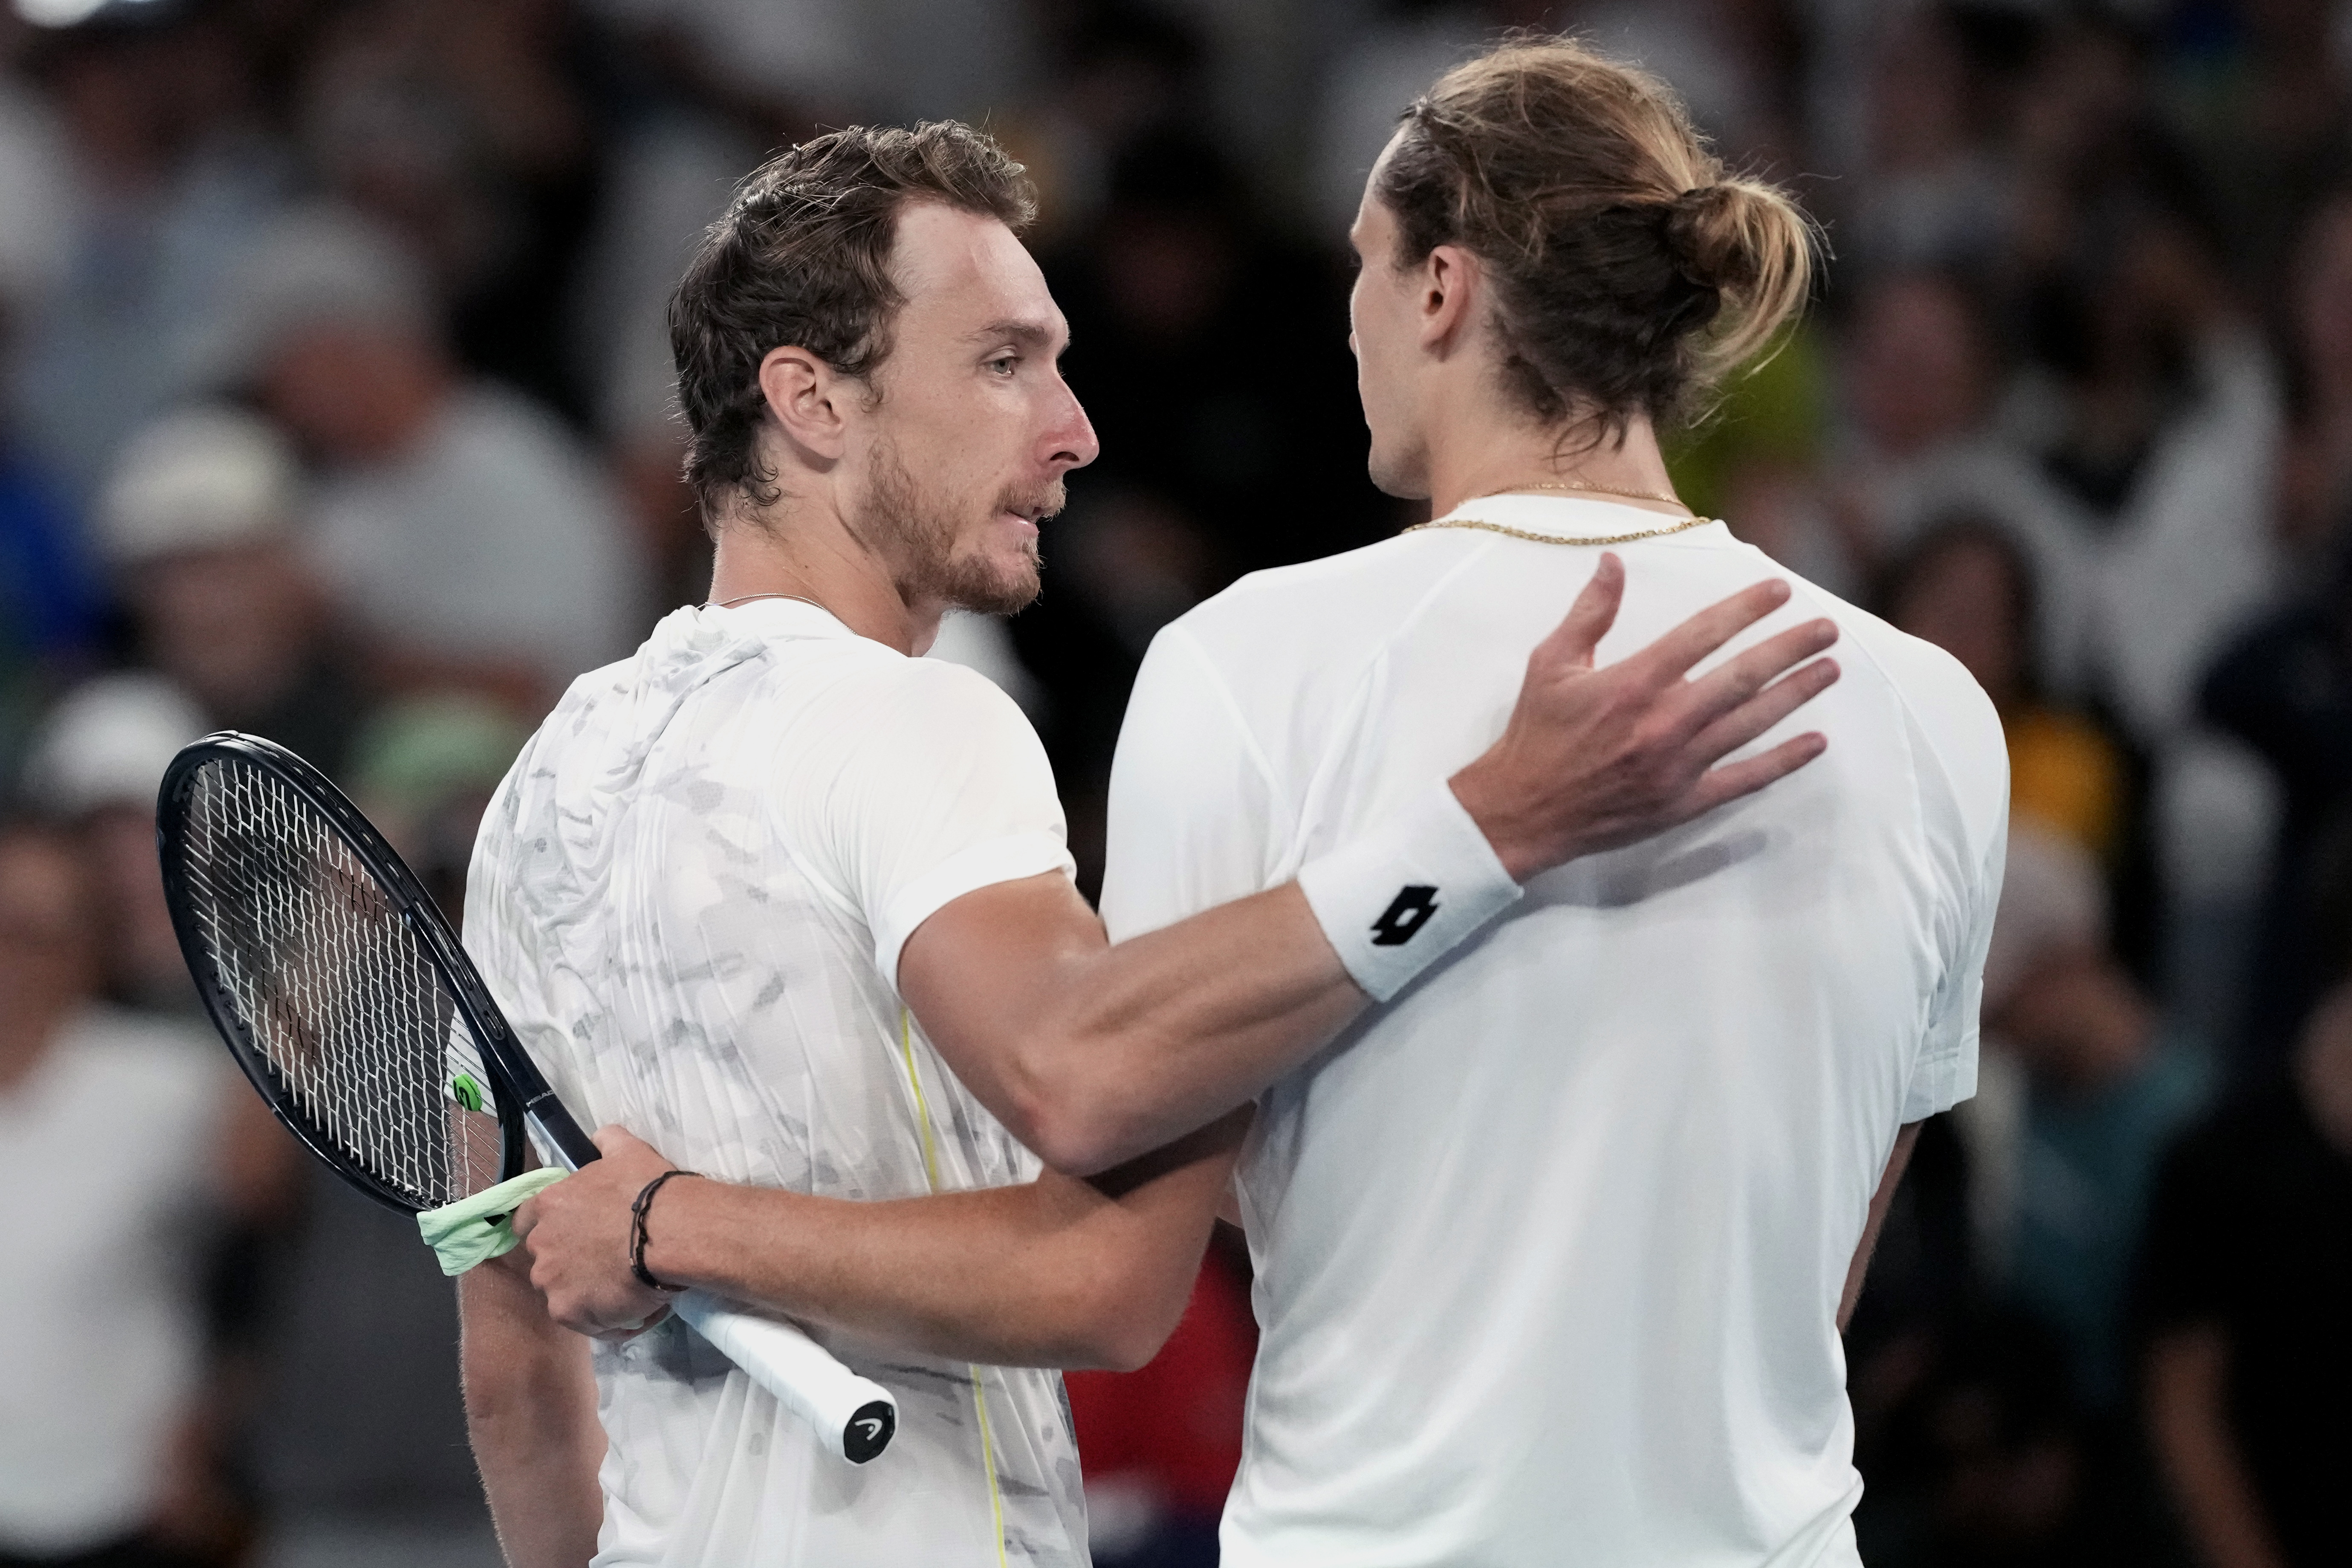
179, 760, 505, 1209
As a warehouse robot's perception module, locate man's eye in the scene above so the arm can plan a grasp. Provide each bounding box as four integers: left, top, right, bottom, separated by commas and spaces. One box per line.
988, 355, 1019, 375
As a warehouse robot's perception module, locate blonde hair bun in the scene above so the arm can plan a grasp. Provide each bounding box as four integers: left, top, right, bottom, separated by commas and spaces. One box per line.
1375, 38, 1817, 433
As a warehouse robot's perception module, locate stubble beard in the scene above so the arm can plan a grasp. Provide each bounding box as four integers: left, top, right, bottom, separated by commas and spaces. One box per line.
853, 438, 1053, 617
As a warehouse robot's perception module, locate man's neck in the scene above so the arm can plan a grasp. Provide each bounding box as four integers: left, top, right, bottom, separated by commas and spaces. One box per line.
1421, 397, 1684, 520
706, 501, 938, 656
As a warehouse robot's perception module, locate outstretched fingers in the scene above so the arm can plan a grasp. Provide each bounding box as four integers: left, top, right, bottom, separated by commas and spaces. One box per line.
1674, 617, 1841, 740
1624, 576, 1794, 689
1677, 729, 1831, 822
1687, 656, 1841, 766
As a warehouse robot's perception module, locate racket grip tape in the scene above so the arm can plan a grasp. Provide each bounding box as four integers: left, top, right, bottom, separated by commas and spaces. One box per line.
671, 1291, 898, 1464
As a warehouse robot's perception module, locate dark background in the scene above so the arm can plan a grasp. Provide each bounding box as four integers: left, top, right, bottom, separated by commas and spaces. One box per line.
3, 1, 2351, 1565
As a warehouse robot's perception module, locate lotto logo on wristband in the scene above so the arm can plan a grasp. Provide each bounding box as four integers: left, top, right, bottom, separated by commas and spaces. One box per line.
1370, 885, 1441, 946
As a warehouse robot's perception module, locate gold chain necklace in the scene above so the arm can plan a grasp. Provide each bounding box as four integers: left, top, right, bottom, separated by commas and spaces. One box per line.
1400, 477, 1712, 547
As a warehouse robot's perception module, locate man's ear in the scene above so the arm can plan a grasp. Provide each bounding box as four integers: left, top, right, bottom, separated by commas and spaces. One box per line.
757, 345, 851, 463
1417, 243, 1482, 357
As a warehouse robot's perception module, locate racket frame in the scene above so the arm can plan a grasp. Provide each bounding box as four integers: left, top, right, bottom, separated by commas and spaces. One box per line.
157, 730, 595, 1212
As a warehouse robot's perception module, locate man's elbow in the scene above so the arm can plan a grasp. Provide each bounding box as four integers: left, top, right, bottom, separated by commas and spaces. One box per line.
1061, 1277, 1189, 1374
1007, 1079, 1139, 1180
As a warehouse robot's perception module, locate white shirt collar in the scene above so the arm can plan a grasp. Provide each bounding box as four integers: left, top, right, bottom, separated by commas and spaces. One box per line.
698, 596, 863, 641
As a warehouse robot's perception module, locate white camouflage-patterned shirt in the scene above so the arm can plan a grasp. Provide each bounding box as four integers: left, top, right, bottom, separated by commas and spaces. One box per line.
466, 598, 1090, 1567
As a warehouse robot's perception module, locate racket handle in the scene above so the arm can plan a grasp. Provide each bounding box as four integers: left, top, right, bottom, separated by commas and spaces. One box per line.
671, 1291, 899, 1464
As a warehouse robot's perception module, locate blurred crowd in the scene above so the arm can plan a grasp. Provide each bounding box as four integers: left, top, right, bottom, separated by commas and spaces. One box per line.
1, 0, 2349, 1565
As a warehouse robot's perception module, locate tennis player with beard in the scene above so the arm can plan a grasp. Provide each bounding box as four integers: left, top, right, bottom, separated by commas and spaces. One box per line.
475, 117, 1848, 1566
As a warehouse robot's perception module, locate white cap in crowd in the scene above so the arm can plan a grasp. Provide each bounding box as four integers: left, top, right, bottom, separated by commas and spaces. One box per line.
194, 203, 436, 387
95, 404, 302, 567
21, 674, 208, 820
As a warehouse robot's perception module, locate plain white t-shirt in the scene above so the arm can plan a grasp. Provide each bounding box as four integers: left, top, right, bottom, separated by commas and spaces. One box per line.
466, 599, 1088, 1567
1101, 495, 2008, 1568
0, 1008, 230, 1555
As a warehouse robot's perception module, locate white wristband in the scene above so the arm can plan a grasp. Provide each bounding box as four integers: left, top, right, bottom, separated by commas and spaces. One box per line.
1296, 781, 1523, 1003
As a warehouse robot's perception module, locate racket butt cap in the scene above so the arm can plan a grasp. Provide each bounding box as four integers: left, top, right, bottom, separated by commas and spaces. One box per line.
843, 1399, 896, 1464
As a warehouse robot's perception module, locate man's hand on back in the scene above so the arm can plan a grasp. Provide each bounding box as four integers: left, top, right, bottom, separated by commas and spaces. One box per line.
1450, 552, 1840, 882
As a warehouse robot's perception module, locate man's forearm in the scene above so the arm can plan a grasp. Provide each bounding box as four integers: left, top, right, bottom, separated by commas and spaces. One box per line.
638, 1114, 1243, 1370
460, 1255, 604, 1568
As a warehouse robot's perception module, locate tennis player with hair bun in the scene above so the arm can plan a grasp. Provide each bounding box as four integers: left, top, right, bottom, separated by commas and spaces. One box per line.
475, 41, 1985, 1568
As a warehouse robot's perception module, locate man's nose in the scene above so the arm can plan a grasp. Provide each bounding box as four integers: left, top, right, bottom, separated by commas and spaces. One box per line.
1046, 382, 1099, 472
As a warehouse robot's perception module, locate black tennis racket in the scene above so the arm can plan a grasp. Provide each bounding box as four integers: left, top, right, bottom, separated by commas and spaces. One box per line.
156, 731, 897, 1464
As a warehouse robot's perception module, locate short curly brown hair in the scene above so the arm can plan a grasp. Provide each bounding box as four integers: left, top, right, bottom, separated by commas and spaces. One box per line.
669, 122, 1036, 527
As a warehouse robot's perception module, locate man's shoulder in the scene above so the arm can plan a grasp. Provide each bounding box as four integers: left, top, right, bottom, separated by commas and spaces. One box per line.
1799, 583, 2008, 828
1162, 535, 1440, 682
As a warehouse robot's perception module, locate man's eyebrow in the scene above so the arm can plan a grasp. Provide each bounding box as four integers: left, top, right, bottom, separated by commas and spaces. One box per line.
967, 319, 1061, 350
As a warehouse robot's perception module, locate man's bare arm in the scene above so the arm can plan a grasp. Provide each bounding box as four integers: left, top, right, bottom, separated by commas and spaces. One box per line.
1838, 1120, 1922, 1331
2147, 1326, 2288, 1568
516, 1117, 1247, 1363
908, 559, 1840, 1175
460, 1252, 604, 1568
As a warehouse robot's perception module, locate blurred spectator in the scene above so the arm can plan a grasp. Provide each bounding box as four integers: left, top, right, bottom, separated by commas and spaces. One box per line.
1982, 824, 2211, 1413
2197, 194, 2352, 1075
2017, 205, 2277, 749
0, 424, 99, 789
21, 672, 204, 1015
2170, 0, 2352, 302
1854, 819, 2203, 1565
6, 8, 291, 502
2141, 980, 2352, 1568
1881, 516, 2125, 863
94, 404, 367, 778
1850, 1308, 2112, 1568
218, 205, 644, 711
0, 432, 96, 672
2201, 540, 2352, 1083
0, 819, 295, 1568
2273, 188, 2352, 565
1000, 2, 1211, 243
1841, 8, 2012, 278
296, 0, 608, 426
1951, 819, 2212, 1414
347, 692, 524, 917
1832, 272, 2088, 689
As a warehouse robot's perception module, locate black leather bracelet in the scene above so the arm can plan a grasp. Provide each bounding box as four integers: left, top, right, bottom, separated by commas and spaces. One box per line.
628, 1169, 700, 1293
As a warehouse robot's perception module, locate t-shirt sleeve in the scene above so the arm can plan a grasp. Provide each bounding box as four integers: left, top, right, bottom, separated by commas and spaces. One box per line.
1905, 801, 2008, 1122
1099, 624, 1281, 942
806, 658, 1074, 985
